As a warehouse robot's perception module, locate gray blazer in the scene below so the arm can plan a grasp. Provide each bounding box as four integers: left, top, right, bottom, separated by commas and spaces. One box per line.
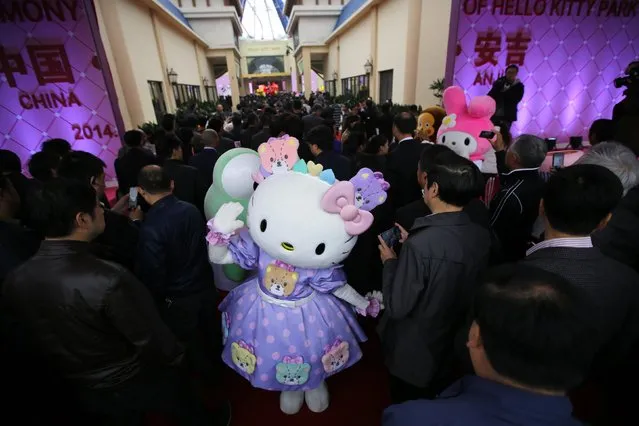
378, 212, 490, 387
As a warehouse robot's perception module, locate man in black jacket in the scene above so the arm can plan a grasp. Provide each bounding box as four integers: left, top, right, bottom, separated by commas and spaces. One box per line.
487, 64, 524, 131
0, 175, 39, 283
136, 166, 218, 377
592, 185, 639, 273
251, 109, 275, 151
378, 149, 490, 403
523, 165, 639, 373
157, 134, 204, 212
302, 104, 325, 137
489, 133, 547, 261
189, 129, 219, 193
58, 151, 141, 270
386, 113, 426, 209
522, 165, 639, 424
115, 130, 157, 197
2, 180, 226, 425
306, 125, 352, 181
207, 115, 236, 155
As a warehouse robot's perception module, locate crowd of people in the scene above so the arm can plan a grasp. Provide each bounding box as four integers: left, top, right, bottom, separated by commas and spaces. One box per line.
1, 87, 639, 426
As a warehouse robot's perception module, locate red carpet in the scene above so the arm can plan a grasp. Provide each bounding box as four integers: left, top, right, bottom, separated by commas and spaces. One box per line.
218, 318, 390, 426
147, 318, 390, 426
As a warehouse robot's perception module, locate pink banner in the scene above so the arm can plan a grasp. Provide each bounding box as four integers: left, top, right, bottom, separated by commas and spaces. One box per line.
0, 0, 121, 179
448, 0, 639, 140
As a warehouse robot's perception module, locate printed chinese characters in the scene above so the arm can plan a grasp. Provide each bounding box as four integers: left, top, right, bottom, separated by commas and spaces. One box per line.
1, 44, 75, 87
0, 46, 27, 87
28, 45, 75, 85
472, 26, 531, 86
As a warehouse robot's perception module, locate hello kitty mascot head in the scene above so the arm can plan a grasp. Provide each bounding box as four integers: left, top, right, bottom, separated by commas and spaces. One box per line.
207, 146, 386, 415
437, 86, 496, 168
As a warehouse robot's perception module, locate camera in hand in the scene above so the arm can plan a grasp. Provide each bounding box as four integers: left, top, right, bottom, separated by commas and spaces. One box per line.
614, 66, 639, 89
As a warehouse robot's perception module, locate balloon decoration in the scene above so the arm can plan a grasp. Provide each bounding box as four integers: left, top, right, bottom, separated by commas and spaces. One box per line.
254, 82, 280, 96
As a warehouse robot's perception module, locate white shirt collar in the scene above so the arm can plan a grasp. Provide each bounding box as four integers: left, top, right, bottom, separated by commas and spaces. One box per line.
526, 236, 593, 256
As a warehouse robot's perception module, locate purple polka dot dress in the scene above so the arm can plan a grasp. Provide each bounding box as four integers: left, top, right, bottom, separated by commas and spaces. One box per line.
218, 230, 367, 391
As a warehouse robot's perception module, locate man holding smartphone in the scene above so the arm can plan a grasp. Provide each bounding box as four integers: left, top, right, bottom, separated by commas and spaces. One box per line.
377, 148, 490, 403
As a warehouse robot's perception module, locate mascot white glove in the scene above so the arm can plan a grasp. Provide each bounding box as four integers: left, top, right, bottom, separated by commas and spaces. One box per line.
207, 202, 245, 265
213, 202, 245, 235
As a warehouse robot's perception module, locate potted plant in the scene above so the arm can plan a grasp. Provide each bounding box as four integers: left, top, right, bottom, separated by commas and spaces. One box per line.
429, 78, 445, 106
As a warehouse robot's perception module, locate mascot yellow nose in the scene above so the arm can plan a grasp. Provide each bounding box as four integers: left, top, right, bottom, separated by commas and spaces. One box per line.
281, 242, 295, 251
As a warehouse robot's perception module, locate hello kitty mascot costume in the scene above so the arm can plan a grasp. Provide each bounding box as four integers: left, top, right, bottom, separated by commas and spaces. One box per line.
437, 86, 496, 169
207, 135, 386, 415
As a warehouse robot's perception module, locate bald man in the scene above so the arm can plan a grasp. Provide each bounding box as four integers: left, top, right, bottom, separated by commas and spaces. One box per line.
189, 129, 220, 191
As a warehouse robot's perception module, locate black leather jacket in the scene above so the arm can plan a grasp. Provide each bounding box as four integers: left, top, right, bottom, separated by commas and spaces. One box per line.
2, 240, 183, 389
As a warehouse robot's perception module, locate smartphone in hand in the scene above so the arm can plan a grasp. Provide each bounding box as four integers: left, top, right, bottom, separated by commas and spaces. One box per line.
479, 130, 496, 139
128, 187, 138, 210
380, 226, 402, 247
552, 153, 565, 169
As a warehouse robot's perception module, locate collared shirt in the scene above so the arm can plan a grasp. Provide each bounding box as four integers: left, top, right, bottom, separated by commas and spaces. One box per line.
397, 137, 413, 145
501, 166, 541, 176
203, 146, 217, 151
526, 236, 593, 256
383, 375, 580, 426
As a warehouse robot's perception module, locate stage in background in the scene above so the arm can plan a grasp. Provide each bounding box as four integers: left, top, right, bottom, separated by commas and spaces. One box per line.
447, 0, 639, 140
0, 0, 122, 179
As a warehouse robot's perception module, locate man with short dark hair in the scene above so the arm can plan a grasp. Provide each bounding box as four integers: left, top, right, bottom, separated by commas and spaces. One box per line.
488, 64, 524, 130
189, 129, 220, 192
161, 113, 176, 132
156, 133, 202, 210
207, 115, 235, 155
115, 129, 157, 197
523, 165, 639, 378
378, 150, 490, 403
386, 112, 424, 208
588, 119, 615, 145
306, 125, 352, 181
2, 180, 224, 425
490, 133, 547, 261
28, 150, 60, 182
136, 165, 218, 378
41, 138, 71, 158
251, 111, 273, 151
58, 151, 140, 269
302, 104, 325, 137
384, 264, 595, 426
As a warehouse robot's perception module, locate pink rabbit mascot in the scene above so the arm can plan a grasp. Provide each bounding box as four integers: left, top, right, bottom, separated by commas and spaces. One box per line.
437, 86, 497, 169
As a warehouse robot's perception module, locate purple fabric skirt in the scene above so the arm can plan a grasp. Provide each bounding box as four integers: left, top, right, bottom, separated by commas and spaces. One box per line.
219, 277, 368, 391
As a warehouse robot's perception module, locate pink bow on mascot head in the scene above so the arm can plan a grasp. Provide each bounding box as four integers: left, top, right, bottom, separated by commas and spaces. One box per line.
321, 181, 374, 236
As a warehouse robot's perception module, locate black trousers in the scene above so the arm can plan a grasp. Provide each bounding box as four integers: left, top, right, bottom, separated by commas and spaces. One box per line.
159, 289, 222, 380
78, 367, 215, 426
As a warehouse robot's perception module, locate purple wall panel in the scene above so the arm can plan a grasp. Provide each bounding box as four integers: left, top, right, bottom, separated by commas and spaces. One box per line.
448, 0, 639, 140
0, 0, 121, 179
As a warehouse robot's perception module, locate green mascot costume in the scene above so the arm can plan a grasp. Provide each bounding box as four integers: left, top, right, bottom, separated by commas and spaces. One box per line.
204, 148, 260, 289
